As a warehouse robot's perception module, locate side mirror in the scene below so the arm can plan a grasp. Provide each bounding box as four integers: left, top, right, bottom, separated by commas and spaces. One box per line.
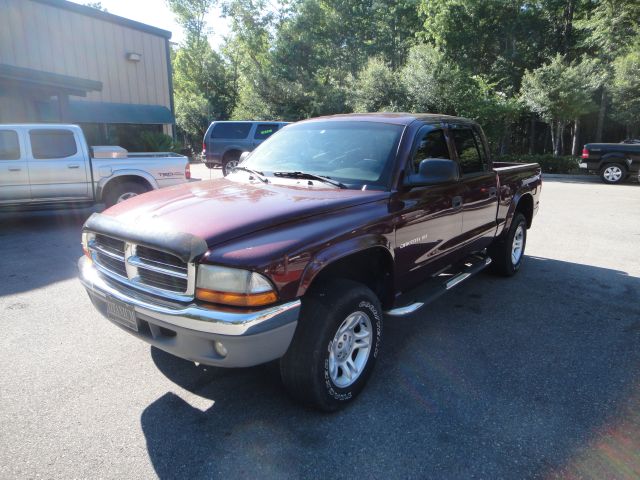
239, 151, 250, 163
404, 158, 459, 186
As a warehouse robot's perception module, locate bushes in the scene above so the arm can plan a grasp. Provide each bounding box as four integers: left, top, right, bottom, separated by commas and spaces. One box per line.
495, 154, 581, 174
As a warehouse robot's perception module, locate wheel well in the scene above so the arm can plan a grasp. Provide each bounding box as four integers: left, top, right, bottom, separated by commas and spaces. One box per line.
600, 159, 628, 171
223, 149, 242, 162
516, 194, 534, 228
308, 248, 395, 310
101, 175, 152, 200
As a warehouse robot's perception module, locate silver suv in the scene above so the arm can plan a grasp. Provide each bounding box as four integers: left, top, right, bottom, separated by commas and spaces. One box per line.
203, 121, 289, 175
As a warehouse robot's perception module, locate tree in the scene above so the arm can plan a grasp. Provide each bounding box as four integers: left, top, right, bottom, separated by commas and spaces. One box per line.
348, 58, 406, 112
576, 0, 640, 141
611, 47, 640, 138
520, 55, 599, 155
167, 0, 236, 148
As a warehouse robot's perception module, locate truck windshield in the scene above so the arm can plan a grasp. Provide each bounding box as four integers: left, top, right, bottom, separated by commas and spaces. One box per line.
241, 121, 404, 189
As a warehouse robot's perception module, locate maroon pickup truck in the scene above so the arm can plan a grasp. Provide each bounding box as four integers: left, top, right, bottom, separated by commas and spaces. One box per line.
78, 113, 541, 411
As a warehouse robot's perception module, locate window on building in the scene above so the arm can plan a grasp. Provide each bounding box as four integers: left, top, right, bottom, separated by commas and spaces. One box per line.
211, 122, 252, 139
451, 127, 485, 175
412, 128, 450, 173
0, 130, 20, 160
29, 129, 77, 159
254, 124, 278, 140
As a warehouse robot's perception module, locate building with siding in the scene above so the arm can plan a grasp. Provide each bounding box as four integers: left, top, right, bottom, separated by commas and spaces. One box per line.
0, 0, 174, 150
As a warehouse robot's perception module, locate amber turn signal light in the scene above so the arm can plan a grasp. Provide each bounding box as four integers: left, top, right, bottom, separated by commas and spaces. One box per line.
196, 288, 277, 307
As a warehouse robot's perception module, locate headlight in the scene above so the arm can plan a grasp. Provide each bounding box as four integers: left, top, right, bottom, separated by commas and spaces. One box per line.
81, 232, 94, 260
195, 265, 277, 307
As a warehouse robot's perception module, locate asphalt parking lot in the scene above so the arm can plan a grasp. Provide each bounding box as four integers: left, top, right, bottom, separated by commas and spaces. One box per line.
1, 172, 639, 479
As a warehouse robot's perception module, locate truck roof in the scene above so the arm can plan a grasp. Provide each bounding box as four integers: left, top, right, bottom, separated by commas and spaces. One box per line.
298, 112, 477, 126
0, 123, 82, 129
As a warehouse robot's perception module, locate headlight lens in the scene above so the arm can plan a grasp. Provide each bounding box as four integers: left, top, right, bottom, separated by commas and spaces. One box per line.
196, 265, 277, 307
81, 232, 94, 259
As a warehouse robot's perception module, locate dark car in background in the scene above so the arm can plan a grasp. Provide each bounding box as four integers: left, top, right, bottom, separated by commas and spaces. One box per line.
580, 142, 640, 184
203, 121, 290, 175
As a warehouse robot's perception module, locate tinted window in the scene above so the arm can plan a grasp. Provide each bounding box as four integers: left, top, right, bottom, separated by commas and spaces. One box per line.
472, 128, 487, 163
0, 130, 20, 160
254, 124, 278, 140
211, 122, 252, 139
412, 128, 449, 172
451, 127, 484, 174
30, 130, 77, 159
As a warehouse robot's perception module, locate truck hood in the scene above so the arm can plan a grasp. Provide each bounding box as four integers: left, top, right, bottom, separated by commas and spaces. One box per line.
102, 178, 388, 247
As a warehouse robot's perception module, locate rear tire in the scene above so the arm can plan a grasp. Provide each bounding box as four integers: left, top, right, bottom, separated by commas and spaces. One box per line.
600, 163, 627, 184
280, 279, 383, 412
222, 152, 241, 176
489, 212, 527, 277
103, 181, 149, 208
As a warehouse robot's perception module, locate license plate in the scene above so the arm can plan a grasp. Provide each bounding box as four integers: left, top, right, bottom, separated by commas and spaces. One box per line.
105, 297, 138, 332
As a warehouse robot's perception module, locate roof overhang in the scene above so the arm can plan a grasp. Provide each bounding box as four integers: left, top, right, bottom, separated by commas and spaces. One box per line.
0, 64, 102, 97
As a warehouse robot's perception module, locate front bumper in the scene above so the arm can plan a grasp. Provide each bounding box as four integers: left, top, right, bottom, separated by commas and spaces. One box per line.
78, 257, 300, 367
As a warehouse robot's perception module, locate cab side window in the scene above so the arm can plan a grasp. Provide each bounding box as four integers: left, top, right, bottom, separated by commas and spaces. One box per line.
0, 130, 20, 160
29, 129, 77, 159
451, 127, 485, 175
412, 128, 450, 173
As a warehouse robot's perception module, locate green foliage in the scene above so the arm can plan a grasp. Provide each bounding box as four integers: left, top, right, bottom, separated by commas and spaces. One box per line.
520, 54, 601, 154
576, 0, 640, 62
611, 46, 640, 136
164, 0, 639, 155
168, 0, 236, 147
348, 58, 406, 112
139, 132, 183, 152
495, 154, 580, 174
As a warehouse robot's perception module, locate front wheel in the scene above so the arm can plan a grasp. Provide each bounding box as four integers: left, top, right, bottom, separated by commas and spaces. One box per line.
600, 163, 626, 184
489, 212, 527, 276
280, 279, 383, 412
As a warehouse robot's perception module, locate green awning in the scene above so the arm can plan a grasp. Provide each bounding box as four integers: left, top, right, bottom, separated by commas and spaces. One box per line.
68, 100, 174, 124
0, 64, 102, 96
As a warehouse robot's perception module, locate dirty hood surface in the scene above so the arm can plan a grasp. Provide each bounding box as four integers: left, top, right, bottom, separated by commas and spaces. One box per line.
102, 178, 388, 246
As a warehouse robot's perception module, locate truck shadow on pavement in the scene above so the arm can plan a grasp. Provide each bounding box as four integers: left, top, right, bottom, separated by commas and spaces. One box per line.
0, 206, 98, 296
141, 256, 640, 479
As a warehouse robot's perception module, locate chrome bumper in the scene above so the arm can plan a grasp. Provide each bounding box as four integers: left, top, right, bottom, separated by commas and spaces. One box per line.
78, 257, 300, 367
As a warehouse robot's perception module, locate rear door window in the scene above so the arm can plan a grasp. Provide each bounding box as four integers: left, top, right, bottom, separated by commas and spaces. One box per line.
211, 123, 252, 139
451, 126, 485, 175
29, 129, 77, 159
0, 130, 20, 160
254, 124, 278, 140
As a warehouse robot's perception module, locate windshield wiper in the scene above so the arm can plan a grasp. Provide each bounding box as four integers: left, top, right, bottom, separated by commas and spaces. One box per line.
232, 166, 269, 183
273, 171, 347, 189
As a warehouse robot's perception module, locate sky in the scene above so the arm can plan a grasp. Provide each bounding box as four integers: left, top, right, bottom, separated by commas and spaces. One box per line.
68, 0, 231, 47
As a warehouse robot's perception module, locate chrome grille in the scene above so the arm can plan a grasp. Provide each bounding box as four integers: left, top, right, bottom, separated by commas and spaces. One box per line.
88, 233, 195, 301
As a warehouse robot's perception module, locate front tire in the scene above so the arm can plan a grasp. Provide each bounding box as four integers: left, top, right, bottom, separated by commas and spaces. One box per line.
280, 279, 383, 412
489, 212, 527, 276
600, 163, 627, 184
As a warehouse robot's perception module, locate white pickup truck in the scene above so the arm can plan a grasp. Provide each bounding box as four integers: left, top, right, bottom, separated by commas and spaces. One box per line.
0, 124, 190, 208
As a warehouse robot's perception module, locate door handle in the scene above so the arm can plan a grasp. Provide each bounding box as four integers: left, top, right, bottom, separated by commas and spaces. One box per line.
8, 167, 21, 171
452, 196, 463, 209
67, 164, 80, 169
